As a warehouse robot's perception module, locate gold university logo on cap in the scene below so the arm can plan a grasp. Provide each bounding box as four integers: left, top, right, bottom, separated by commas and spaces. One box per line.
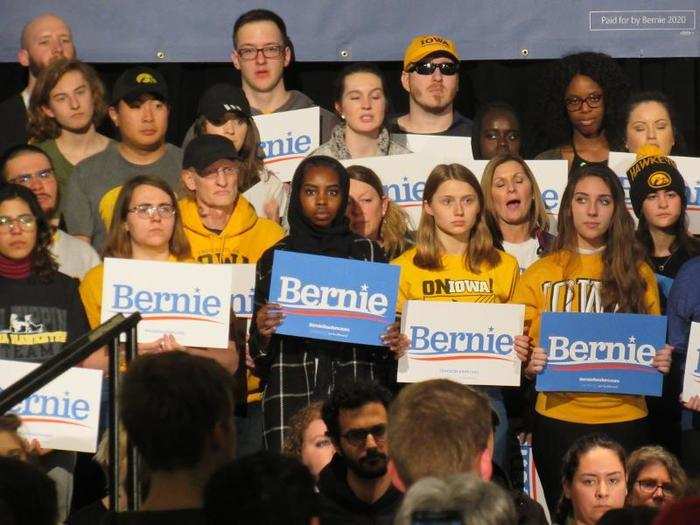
648, 171, 672, 189
135, 73, 157, 84
403, 34, 459, 71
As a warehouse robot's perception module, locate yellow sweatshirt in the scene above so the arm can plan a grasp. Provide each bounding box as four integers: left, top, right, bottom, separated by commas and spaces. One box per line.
392, 247, 519, 313
179, 195, 284, 264
512, 250, 660, 424
180, 195, 285, 402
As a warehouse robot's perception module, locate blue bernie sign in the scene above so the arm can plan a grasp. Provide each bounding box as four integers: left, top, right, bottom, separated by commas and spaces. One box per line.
269, 250, 400, 346
536, 312, 666, 396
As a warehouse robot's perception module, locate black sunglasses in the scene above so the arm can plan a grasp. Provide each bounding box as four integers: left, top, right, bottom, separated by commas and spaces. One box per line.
341, 424, 387, 446
411, 62, 459, 76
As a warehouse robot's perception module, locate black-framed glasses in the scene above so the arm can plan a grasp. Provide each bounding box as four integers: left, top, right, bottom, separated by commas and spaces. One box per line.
341, 424, 387, 446
8, 168, 55, 186
564, 92, 603, 112
127, 204, 176, 219
0, 214, 36, 232
636, 479, 677, 496
236, 44, 285, 61
411, 61, 459, 76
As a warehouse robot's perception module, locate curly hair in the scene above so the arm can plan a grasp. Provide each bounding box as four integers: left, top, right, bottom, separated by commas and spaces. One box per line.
27, 58, 107, 143
533, 52, 630, 154
282, 401, 324, 459
0, 184, 58, 283
321, 380, 391, 444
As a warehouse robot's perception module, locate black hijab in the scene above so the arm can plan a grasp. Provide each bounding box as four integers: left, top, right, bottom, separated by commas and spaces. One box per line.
286, 155, 359, 257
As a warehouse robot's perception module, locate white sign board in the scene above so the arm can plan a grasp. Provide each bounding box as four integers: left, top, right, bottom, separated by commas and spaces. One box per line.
609, 151, 700, 234
398, 301, 524, 386
393, 134, 473, 160
101, 258, 232, 348
342, 154, 567, 232
254, 107, 320, 182
682, 321, 700, 403
230, 264, 256, 319
0, 360, 102, 453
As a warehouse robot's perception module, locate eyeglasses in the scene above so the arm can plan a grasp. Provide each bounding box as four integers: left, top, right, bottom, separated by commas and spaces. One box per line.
8, 169, 55, 186
637, 479, 677, 496
410, 61, 459, 76
199, 166, 238, 179
127, 204, 176, 219
236, 44, 285, 61
564, 92, 603, 112
341, 424, 387, 447
0, 214, 37, 232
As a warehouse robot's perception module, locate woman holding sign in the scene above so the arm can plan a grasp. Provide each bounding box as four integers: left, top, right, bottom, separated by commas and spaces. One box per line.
514, 164, 672, 511
0, 184, 90, 522
250, 155, 406, 452
79, 175, 237, 373
391, 163, 524, 474
309, 64, 410, 159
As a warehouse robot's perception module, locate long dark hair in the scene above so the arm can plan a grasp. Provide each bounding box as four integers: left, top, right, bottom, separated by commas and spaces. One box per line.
534, 52, 630, 153
0, 184, 58, 282
556, 164, 649, 313
556, 434, 626, 524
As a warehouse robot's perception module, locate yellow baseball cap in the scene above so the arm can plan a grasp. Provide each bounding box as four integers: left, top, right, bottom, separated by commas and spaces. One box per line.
403, 34, 459, 71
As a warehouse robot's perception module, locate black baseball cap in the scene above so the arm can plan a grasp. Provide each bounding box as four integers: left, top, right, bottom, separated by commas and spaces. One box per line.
182, 134, 241, 173
111, 66, 169, 105
197, 83, 251, 121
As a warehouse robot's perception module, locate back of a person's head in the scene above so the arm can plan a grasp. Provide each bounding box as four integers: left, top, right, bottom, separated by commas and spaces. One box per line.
204, 451, 318, 525
120, 352, 235, 471
388, 379, 492, 487
653, 497, 700, 525
0, 456, 57, 525
598, 506, 658, 525
394, 473, 516, 525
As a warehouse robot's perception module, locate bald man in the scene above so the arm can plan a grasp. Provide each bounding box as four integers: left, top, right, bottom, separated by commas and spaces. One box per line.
0, 13, 76, 155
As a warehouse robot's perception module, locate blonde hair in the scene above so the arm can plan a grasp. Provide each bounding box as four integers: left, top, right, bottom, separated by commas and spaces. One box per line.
414, 164, 500, 273
27, 58, 107, 142
346, 165, 413, 259
481, 154, 549, 245
282, 401, 324, 459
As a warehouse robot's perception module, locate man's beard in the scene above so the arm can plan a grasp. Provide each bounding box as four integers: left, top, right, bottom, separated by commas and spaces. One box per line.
345, 448, 388, 480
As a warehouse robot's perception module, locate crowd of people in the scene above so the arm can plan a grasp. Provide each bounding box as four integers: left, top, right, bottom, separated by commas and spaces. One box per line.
0, 7, 699, 525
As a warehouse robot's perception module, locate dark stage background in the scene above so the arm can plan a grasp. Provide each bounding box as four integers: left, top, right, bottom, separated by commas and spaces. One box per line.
0, 57, 698, 156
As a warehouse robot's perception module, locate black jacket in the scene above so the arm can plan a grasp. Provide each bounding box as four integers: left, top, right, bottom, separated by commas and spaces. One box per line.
317, 454, 402, 525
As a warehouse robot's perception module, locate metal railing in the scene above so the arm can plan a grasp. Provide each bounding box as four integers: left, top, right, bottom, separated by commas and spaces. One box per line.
0, 312, 142, 512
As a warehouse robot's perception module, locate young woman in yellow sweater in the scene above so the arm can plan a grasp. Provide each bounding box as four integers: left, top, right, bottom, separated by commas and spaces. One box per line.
513, 164, 672, 510
393, 163, 526, 474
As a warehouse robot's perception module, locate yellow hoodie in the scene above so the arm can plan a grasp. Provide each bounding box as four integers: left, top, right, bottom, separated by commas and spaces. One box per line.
179, 195, 284, 264
180, 195, 285, 403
